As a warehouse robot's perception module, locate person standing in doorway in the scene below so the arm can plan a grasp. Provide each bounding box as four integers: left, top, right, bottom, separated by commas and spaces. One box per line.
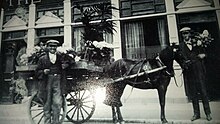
35, 40, 67, 124
179, 27, 212, 121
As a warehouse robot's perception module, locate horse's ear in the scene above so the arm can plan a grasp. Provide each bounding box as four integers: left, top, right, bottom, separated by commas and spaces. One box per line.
170, 42, 179, 48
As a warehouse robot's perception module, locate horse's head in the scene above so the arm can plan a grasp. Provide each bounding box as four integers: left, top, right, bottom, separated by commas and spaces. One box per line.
169, 43, 191, 70
158, 43, 190, 74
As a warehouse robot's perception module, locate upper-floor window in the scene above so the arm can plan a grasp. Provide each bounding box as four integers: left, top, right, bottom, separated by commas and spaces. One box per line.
71, 0, 111, 22
36, 0, 64, 20
120, 0, 166, 17
174, 0, 214, 11
3, 31, 26, 41
36, 8, 64, 20
4, 6, 29, 24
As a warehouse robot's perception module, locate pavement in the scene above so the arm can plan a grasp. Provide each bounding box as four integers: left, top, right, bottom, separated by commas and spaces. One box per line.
0, 69, 220, 124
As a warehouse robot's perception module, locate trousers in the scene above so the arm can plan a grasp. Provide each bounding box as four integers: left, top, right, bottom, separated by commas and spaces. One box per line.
191, 79, 211, 116
44, 74, 62, 124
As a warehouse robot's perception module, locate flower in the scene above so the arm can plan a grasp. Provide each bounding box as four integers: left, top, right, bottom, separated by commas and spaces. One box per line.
82, 40, 114, 65
92, 41, 116, 49
191, 30, 213, 48
19, 54, 29, 65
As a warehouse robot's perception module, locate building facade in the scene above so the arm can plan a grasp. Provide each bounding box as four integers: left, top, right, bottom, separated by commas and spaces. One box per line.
0, 0, 220, 101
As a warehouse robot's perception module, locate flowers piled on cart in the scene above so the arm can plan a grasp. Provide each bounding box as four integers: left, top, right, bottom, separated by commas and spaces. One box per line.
191, 30, 214, 48
19, 46, 46, 65
57, 47, 76, 69
83, 40, 115, 65
19, 46, 76, 67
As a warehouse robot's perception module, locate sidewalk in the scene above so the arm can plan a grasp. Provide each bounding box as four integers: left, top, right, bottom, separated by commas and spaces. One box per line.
0, 70, 220, 124
0, 89, 220, 124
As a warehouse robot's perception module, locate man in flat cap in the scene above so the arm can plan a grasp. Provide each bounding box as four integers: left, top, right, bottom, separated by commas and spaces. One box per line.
178, 27, 212, 121
35, 40, 66, 124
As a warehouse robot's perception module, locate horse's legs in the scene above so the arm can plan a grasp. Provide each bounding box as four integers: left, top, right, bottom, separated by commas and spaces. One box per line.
157, 85, 168, 124
116, 107, 125, 124
112, 106, 117, 123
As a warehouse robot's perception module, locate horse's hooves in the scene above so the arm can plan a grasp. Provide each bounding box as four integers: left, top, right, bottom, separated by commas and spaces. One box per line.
120, 120, 125, 124
114, 121, 125, 124
162, 120, 168, 124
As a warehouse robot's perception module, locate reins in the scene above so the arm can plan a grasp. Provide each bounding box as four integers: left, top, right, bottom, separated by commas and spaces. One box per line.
173, 68, 184, 88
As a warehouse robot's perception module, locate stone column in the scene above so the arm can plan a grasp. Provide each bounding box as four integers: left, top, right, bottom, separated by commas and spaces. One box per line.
214, 0, 220, 30
63, 0, 72, 47
165, 0, 179, 44
0, 8, 4, 55
26, 3, 36, 53
111, 0, 122, 60
0, 8, 4, 84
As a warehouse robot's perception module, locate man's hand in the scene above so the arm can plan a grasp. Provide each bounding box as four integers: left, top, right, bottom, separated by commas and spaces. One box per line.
44, 69, 50, 74
62, 63, 69, 69
198, 54, 206, 59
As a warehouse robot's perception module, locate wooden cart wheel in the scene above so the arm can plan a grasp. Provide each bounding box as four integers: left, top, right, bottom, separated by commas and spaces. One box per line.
66, 89, 96, 123
28, 92, 67, 124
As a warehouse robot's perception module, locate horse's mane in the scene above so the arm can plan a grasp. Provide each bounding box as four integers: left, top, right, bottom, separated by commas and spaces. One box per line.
158, 46, 174, 73
103, 58, 129, 78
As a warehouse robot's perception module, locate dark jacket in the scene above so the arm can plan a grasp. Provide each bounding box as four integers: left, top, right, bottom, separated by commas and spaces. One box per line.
179, 41, 207, 98
35, 52, 67, 95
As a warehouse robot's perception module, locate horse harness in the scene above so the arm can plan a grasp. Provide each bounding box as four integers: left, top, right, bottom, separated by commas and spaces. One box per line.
123, 56, 167, 85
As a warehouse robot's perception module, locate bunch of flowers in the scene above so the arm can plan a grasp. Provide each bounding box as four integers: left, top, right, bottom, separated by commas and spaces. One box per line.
57, 47, 76, 69
19, 46, 76, 66
19, 46, 46, 65
83, 40, 115, 65
191, 30, 214, 48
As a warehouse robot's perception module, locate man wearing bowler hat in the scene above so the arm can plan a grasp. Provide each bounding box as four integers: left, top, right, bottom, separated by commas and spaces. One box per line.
35, 40, 66, 124
178, 27, 212, 121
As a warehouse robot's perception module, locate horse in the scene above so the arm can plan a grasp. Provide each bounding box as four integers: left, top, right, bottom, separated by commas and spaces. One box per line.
103, 44, 188, 124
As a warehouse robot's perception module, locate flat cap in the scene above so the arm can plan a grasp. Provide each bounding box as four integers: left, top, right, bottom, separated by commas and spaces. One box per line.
46, 40, 59, 45
180, 27, 191, 32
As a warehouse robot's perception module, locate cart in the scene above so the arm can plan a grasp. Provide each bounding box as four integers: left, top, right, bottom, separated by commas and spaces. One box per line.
27, 59, 114, 124
27, 58, 167, 124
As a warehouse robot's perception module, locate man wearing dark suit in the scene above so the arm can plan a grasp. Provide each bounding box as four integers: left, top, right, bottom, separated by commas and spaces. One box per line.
35, 40, 66, 124
179, 27, 212, 121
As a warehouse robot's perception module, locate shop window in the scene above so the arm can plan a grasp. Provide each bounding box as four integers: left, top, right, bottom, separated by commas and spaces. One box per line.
120, 0, 166, 17
121, 17, 168, 59
72, 27, 113, 53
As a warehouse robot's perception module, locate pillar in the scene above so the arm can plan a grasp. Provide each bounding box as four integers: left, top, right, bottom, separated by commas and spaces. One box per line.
0, 8, 4, 56
214, 0, 220, 30
26, 3, 36, 53
165, 0, 179, 44
0, 8, 4, 85
63, 0, 72, 47
111, 0, 122, 60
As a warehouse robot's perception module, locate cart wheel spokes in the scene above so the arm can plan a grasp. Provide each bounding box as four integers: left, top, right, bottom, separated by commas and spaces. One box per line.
66, 90, 96, 123
28, 92, 67, 124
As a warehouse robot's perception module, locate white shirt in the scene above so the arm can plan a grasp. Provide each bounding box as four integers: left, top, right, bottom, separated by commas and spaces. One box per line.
49, 53, 57, 64
184, 39, 192, 51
